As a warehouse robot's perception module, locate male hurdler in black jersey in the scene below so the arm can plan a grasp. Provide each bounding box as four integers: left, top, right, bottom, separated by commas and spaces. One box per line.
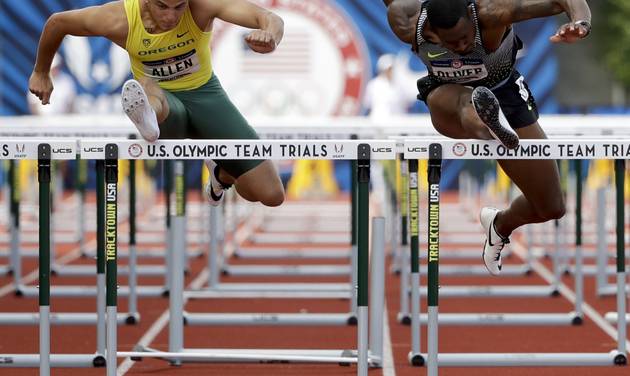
383, 0, 591, 275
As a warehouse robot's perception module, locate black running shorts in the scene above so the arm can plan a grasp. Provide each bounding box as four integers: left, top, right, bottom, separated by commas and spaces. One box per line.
417, 70, 539, 129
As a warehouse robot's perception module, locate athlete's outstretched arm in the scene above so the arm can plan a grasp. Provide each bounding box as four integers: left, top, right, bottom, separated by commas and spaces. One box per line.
482, 0, 591, 43
208, 0, 283, 54
385, 0, 422, 44
30, 1, 126, 104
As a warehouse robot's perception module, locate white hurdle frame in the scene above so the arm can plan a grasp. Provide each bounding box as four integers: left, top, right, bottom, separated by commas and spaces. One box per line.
0, 140, 105, 374
405, 139, 628, 373
190, 201, 358, 326
396, 152, 575, 340
1, 118, 629, 374
192, 148, 364, 326
78, 138, 396, 376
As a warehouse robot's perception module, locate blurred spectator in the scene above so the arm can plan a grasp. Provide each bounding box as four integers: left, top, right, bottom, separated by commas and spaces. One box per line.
27, 53, 76, 115
363, 53, 420, 120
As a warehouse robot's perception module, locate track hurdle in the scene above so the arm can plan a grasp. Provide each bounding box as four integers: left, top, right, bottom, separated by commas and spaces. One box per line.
604, 160, 630, 325
0, 162, 8, 275
218, 135, 359, 287
397, 164, 575, 339
214, 157, 356, 279
0, 140, 104, 374
0, 160, 23, 283
405, 138, 628, 373
0, 123, 190, 283
197, 148, 361, 326
0, 128, 175, 304
78, 139, 395, 376
196, 204, 358, 326
180, 135, 375, 328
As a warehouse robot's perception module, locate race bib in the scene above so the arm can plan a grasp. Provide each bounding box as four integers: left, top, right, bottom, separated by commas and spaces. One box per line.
430, 58, 488, 83
142, 49, 200, 82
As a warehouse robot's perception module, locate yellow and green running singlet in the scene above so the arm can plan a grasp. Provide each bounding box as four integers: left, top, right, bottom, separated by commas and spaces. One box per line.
124, 0, 213, 91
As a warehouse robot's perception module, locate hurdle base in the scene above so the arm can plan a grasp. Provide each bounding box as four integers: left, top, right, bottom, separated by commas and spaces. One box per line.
416, 264, 530, 277
0, 312, 137, 325
184, 312, 356, 326
597, 284, 630, 296
416, 351, 623, 366
414, 312, 580, 326
0, 354, 103, 367
408, 351, 425, 366
397, 312, 412, 325
51, 264, 166, 277
233, 247, 351, 259
124, 347, 364, 364
16, 285, 167, 298
604, 312, 630, 323
417, 285, 557, 298
221, 264, 351, 277
185, 283, 351, 299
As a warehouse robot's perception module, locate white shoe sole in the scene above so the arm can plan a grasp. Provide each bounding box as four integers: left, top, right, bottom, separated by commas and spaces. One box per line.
122, 80, 159, 142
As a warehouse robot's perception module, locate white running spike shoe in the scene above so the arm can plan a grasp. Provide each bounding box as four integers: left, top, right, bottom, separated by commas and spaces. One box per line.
480, 207, 510, 276
204, 160, 231, 206
121, 79, 160, 142
471, 87, 519, 150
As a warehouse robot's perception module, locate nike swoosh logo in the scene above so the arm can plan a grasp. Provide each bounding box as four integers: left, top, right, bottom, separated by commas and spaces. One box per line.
177, 31, 189, 38
427, 51, 448, 58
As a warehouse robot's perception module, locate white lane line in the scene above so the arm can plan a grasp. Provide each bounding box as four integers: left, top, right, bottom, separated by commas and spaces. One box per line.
117, 268, 209, 376
513, 242, 630, 353
118, 210, 257, 375
382, 302, 396, 376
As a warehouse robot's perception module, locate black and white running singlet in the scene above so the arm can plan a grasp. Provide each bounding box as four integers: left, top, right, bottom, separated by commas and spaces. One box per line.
414, 0, 522, 89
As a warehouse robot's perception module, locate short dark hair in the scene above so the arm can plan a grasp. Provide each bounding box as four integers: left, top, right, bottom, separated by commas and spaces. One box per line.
427, 0, 470, 30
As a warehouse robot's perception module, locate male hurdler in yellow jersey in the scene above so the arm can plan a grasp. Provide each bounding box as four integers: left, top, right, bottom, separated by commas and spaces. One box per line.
30, 0, 286, 207
124, 0, 212, 91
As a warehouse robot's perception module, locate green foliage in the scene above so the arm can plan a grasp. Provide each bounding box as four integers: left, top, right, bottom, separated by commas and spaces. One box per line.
598, 0, 630, 88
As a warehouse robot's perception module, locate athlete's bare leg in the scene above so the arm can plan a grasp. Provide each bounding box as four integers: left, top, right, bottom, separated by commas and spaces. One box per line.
214, 160, 285, 207
427, 84, 565, 237
493, 123, 565, 237
132, 78, 284, 207
426, 84, 494, 139
136, 76, 170, 123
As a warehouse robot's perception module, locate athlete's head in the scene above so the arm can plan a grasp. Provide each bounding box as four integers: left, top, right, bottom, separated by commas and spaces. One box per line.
146, 0, 188, 31
426, 0, 475, 55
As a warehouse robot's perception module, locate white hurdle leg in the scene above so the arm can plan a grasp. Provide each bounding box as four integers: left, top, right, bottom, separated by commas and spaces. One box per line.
169, 160, 186, 365
369, 217, 385, 366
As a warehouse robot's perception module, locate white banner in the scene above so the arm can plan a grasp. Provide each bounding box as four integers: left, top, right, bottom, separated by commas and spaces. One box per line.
79, 139, 396, 160
405, 139, 630, 160
0, 139, 76, 160
4, 138, 630, 160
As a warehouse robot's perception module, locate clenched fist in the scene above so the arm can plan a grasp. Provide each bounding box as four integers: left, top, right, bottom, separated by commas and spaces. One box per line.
29, 71, 54, 105
245, 30, 277, 54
